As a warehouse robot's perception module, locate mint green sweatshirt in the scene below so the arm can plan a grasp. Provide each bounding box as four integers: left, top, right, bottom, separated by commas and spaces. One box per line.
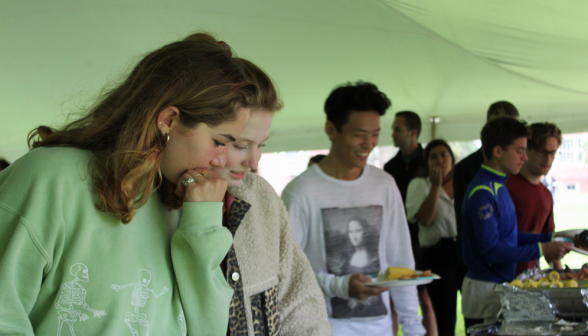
0, 147, 234, 335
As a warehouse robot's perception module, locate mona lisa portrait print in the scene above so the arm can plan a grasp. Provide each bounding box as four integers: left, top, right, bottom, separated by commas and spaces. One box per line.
321, 205, 387, 319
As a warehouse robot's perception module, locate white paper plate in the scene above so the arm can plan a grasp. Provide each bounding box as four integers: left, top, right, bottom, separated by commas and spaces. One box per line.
365, 270, 441, 288
554, 229, 588, 256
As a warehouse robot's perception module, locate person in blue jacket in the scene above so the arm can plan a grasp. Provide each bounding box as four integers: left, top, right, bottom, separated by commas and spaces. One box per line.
460, 117, 572, 333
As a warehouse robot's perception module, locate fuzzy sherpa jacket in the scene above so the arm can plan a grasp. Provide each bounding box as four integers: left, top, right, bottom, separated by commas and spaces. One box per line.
225, 173, 331, 336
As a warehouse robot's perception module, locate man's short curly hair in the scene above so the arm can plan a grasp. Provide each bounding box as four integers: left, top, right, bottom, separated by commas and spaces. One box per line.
324, 81, 391, 132
528, 122, 562, 151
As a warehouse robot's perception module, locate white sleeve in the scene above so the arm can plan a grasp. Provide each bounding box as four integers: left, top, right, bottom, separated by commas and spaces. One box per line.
281, 189, 351, 300
281, 189, 308, 250
390, 287, 425, 336
386, 185, 426, 336
405, 178, 428, 223
315, 274, 351, 299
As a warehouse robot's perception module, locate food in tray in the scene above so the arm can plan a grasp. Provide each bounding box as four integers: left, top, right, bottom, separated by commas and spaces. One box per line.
510, 279, 524, 288
383, 267, 432, 280
548, 270, 559, 282
561, 265, 588, 280
509, 271, 578, 288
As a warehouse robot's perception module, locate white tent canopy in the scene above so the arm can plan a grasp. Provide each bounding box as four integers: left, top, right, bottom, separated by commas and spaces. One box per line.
2, 0, 588, 161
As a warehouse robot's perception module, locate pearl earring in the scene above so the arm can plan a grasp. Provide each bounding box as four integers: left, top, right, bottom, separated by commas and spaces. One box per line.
158, 121, 169, 142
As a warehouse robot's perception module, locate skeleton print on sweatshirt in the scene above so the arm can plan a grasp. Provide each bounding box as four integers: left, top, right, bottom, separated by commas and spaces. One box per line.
54, 263, 107, 336
111, 269, 169, 336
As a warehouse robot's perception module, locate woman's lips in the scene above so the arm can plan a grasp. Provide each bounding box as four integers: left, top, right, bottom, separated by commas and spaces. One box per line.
229, 171, 246, 180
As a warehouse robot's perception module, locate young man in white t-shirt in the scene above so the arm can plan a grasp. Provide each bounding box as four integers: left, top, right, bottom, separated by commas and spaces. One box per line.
282, 82, 425, 336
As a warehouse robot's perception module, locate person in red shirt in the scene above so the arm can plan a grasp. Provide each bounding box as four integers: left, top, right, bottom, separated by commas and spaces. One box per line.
506, 122, 563, 276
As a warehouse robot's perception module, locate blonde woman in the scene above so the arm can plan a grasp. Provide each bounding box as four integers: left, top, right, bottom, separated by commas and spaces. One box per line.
0, 34, 261, 335
212, 59, 331, 335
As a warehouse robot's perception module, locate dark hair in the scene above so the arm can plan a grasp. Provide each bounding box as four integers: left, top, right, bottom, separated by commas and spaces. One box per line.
324, 81, 391, 132
308, 154, 326, 167
395, 111, 422, 138
27, 33, 258, 224
0, 158, 9, 171
424, 139, 455, 172
528, 122, 562, 151
481, 117, 529, 160
487, 101, 519, 122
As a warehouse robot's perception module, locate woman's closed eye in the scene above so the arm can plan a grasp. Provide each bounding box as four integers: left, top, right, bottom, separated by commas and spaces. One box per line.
214, 140, 227, 147
233, 143, 248, 150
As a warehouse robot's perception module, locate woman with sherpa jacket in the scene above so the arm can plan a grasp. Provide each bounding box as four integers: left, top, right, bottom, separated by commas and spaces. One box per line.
212, 59, 331, 336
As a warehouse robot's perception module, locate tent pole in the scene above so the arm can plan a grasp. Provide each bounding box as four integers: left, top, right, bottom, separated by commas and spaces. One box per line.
430, 116, 440, 140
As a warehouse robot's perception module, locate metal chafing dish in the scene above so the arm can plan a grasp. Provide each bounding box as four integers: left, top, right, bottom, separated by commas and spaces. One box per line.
496, 267, 588, 320
495, 284, 588, 321
468, 268, 588, 335
469, 321, 588, 336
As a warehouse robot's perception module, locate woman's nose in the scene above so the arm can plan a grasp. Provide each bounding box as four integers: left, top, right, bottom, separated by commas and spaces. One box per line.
244, 150, 262, 170
243, 156, 258, 170
210, 152, 227, 168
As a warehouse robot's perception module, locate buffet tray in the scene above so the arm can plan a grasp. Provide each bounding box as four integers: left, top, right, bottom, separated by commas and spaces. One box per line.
496, 285, 588, 319
468, 321, 588, 336
497, 268, 588, 321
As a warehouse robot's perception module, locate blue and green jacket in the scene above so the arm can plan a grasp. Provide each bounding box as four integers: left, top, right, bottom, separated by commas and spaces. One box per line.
461, 165, 552, 283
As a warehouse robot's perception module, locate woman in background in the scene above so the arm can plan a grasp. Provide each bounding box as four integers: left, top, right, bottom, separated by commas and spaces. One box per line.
0, 33, 259, 335
406, 139, 463, 336
212, 59, 331, 336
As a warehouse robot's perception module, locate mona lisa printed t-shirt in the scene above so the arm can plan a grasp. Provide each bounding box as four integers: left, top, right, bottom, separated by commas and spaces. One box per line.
282, 164, 425, 336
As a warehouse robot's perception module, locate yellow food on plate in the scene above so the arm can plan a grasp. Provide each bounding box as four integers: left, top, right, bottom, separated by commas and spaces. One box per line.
384, 267, 415, 280
563, 280, 578, 288
524, 280, 539, 288
539, 278, 552, 288
509, 279, 524, 288
548, 271, 560, 282
549, 280, 564, 288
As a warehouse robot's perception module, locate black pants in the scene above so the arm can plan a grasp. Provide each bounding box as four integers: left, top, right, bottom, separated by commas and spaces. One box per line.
423, 238, 466, 336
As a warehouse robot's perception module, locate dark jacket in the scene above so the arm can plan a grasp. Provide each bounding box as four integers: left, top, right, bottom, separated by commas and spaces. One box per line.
383, 144, 426, 205
453, 148, 484, 238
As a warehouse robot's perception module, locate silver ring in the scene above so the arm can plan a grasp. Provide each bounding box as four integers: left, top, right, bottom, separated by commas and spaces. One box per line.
183, 177, 195, 187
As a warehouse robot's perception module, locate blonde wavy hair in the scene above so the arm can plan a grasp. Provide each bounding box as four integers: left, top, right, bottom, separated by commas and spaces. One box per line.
158, 56, 284, 209
28, 33, 258, 224
235, 58, 283, 113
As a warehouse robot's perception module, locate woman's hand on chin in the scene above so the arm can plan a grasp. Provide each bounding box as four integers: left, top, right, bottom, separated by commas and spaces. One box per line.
175, 169, 227, 202
429, 167, 443, 187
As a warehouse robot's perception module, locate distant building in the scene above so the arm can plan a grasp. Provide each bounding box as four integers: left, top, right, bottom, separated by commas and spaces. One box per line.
551, 133, 588, 193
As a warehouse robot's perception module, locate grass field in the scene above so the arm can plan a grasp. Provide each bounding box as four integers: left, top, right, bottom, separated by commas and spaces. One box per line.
398, 192, 588, 336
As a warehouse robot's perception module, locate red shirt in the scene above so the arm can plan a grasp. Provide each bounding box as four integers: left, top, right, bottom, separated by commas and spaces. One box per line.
506, 173, 555, 276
